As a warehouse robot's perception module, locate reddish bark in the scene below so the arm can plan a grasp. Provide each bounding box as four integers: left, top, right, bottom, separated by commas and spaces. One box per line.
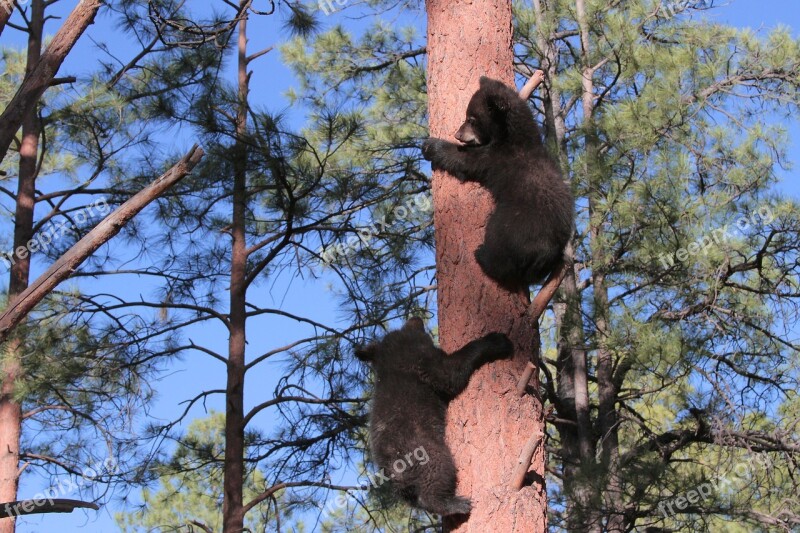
0, 4, 43, 530
426, 1, 547, 531
221, 4, 249, 531
0, 1, 11, 37
0, 0, 103, 165
0, 340, 22, 533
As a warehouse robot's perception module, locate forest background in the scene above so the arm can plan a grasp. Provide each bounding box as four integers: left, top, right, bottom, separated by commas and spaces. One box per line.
1, 0, 800, 532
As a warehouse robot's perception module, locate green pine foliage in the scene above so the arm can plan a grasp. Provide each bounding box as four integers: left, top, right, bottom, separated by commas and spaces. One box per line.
116, 412, 295, 532
289, 0, 800, 529
511, 1, 800, 530
4, 0, 800, 530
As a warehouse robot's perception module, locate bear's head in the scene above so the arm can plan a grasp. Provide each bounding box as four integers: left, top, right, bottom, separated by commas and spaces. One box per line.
454, 76, 520, 146
354, 317, 439, 373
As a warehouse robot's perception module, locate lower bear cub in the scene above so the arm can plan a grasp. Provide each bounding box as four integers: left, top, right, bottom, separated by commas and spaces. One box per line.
355, 318, 513, 515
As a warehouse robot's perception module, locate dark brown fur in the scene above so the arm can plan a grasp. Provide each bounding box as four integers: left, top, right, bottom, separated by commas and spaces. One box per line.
355, 318, 513, 515
422, 76, 574, 291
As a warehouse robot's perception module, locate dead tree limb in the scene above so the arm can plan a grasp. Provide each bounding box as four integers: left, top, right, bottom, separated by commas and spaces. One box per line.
519, 69, 545, 100
509, 430, 544, 490
527, 259, 568, 323
0, 0, 12, 37
0, 145, 205, 344
0, 498, 99, 518
0, 0, 104, 165
516, 362, 537, 397
188, 520, 214, 533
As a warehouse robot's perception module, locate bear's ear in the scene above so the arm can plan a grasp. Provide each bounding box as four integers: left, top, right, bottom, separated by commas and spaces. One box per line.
479, 76, 508, 92
487, 90, 511, 114
354, 343, 377, 362
479, 76, 513, 113
403, 317, 425, 332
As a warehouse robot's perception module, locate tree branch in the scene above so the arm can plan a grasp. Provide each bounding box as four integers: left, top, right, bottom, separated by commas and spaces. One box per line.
0, 145, 205, 344
0, 0, 105, 164
243, 481, 359, 515
509, 431, 544, 490
0, 499, 98, 518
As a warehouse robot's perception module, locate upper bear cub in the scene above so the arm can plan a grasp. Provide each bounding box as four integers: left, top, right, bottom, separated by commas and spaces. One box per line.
355, 318, 513, 516
422, 76, 574, 291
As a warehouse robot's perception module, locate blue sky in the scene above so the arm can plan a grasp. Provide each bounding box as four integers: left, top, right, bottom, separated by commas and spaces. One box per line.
3, 1, 800, 531
712, 1, 800, 198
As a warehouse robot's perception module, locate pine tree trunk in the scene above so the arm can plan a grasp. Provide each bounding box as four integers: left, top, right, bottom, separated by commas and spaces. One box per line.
527, 1, 598, 529
575, 1, 623, 530
222, 4, 249, 532
0, 3, 43, 530
426, 1, 547, 531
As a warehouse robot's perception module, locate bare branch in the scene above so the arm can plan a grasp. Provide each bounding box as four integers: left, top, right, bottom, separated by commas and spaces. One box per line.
510, 431, 544, 490
0, 499, 98, 518
0, 145, 205, 344
0, 0, 104, 164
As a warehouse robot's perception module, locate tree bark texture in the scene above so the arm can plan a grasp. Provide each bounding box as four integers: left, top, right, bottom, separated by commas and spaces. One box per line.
0, 0, 103, 165
426, 1, 547, 531
0, 3, 43, 529
0, 1, 12, 37
221, 5, 250, 531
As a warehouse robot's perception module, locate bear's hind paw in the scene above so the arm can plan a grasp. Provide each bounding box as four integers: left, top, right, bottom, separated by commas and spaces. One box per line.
442, 496, 472, 516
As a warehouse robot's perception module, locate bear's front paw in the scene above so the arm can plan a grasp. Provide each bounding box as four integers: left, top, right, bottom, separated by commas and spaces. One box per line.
482, 332, 514, 360
421, 138, 448, 162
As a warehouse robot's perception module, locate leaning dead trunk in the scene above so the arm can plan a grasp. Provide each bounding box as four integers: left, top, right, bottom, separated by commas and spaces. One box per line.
0, 145, 205, 344
0, 1, 13, 37
0, 0, 103, 165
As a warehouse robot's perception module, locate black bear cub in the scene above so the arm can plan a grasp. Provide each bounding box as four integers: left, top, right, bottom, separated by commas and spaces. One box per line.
355, 318, 513, 516
422, 76, 574, 291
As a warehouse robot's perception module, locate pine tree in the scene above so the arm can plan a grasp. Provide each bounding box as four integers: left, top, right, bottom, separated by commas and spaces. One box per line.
513, 1, 800, 530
